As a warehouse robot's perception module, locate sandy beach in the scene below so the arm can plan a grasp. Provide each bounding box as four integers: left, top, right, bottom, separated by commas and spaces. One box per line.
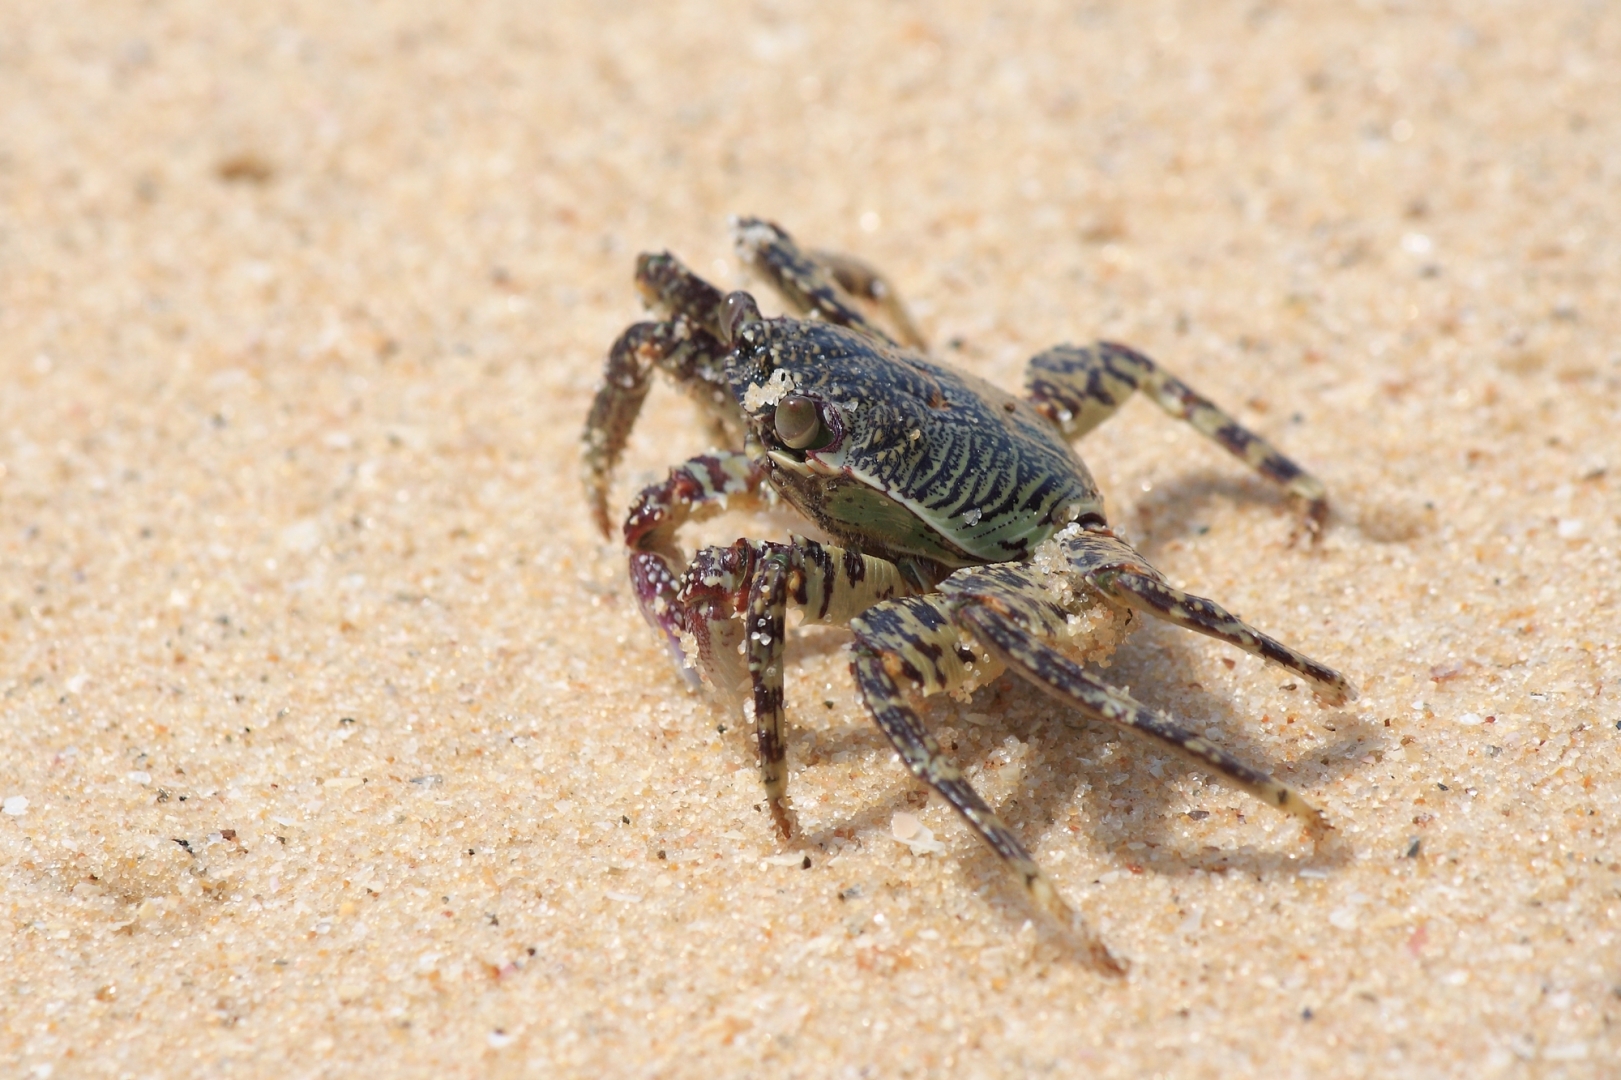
1, 2, 1618, 1076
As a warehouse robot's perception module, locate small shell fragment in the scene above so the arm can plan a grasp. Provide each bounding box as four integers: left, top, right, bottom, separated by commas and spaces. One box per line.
891, 812, 946, 856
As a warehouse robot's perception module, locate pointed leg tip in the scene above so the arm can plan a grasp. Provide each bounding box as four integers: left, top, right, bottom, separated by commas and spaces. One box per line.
1288, 498, 1329, 548
1280, 799, 1330, 838
1303, 812, 1335, 843
769, 799, 795, 840
1093, 944, 1130, 977
1031, 878, 1127, 975
584, 490, 610, 539
1313, 678, 1358, 708
1063, 919, 1128, 976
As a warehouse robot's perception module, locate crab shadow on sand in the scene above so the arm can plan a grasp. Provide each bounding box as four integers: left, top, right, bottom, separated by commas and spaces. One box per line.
1119, 469, 1301, 553
776, 479, 1377, 930
626, 465, 1376, 936
795, 624, 1374, 877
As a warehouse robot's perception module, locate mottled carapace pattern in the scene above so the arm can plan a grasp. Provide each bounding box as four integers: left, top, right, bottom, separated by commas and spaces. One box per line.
581, 217, 1356, 971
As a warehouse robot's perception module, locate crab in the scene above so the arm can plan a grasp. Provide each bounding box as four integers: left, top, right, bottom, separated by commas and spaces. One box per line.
581, 218, 1355, 972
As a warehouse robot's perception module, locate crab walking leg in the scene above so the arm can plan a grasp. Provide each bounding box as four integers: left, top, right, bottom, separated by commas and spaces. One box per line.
731, 217, 900, 348
1024, 342, 1329, 528
634, 252, 728, 339
717, 537, 914, 836
849, 597, 1125, 974
1056, 527, 1358, 706
582, 322, 657, 537
806, 247, 929, 350
942, 568, 1326, 830
582, 317, 738, 536
744, 548, 795, 836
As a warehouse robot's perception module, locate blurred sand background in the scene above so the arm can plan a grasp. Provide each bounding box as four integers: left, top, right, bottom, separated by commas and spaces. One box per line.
2, 2, 1618, 1076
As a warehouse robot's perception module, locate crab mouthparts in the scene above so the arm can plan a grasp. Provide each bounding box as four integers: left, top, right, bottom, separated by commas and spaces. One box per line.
766, 448, 841, 477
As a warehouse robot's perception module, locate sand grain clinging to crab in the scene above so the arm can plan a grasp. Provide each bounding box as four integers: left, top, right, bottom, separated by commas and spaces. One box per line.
582, 218, 1355, 972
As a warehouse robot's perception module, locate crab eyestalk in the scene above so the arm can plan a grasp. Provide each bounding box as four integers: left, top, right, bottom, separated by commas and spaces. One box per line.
720, 291, 762, 347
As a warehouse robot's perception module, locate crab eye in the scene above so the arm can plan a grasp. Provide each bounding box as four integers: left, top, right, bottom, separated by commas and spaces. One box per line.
721, 291, 761, 346
773, 394, 826, 450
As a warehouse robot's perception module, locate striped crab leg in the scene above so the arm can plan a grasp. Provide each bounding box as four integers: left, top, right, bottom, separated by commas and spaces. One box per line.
581, 316, 738, 536
848, 593, 1125, 974
1052, 526, 1357, 707
1025, 341, 1331, 532
680, 535, 913, 836
804, 247, 928, 350
732, 216, 909, 348
582, 251, 745, 537
940, 563, 1329, 833
849, 553, 1340, 970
